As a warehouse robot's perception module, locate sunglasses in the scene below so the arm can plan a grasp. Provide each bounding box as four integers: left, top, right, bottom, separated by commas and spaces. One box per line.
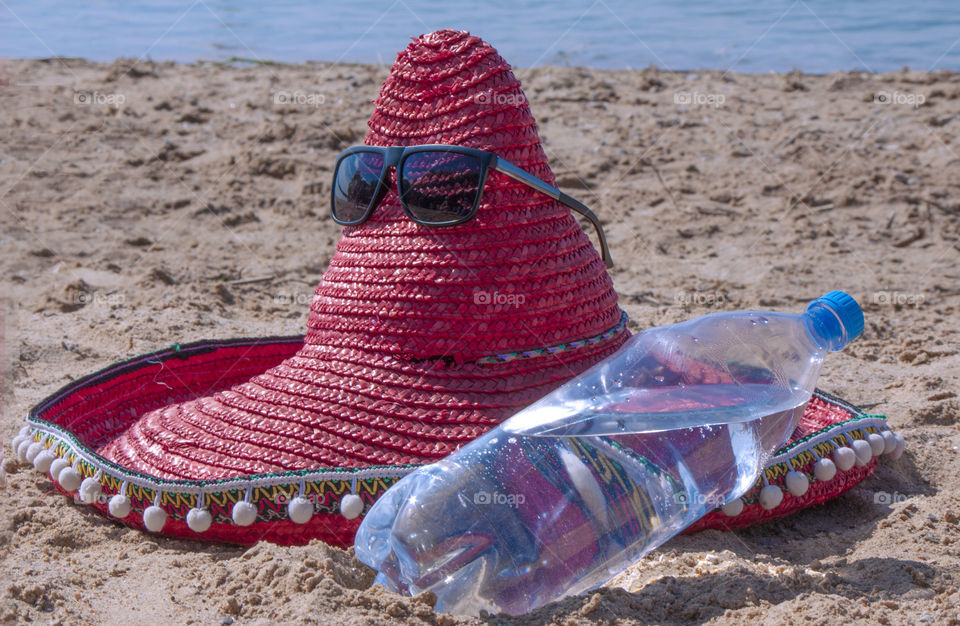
331, 144, 614, 268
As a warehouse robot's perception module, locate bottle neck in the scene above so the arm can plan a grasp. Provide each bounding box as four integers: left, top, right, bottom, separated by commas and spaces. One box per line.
804, 301, 849, 352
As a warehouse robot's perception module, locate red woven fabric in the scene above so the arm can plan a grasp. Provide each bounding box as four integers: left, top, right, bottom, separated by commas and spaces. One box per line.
96, 29, 628, 481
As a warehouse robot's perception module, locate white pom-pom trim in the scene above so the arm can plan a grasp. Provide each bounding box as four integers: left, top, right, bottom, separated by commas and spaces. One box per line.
867, 433, 885, 456
288, 496, 313, 524
79, 476, 102, 504
23, 414, 900, 533
711, 425, 901, 517
758, 484, 784, 510
33, 450, 55, 473
49, 458, 70, 481
57, 467, 82, 491
340, 494, 364, 519
232, 501, 257, 526
721, 498, 744, 517
25, 442, 44, 464
889, 433, 905, 460
186, 508, 213, 533
814, 457, 837, 482
882, 430, 898, 455
834, 446, 856, 471
16, 439, 31, 463
852, 439, 872, 467
785, 471, 809, 497
108, 494, 132, 518
143, 504, 167, 532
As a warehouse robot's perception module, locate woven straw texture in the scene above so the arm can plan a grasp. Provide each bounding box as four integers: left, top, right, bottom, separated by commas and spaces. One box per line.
95, 29, 628, 481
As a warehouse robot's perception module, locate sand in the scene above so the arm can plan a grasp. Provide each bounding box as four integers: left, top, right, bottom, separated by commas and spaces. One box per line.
1, 57, 958, 624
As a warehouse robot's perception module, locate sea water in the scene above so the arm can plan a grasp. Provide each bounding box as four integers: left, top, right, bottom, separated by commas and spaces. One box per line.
2, 1, 960, 73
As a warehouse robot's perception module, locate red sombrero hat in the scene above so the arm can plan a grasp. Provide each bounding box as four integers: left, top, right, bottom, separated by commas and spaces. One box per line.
13, 30, 904, 547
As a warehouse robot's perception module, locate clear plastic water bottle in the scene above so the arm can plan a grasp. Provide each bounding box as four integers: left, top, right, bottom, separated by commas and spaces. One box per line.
354, 292, 864, 616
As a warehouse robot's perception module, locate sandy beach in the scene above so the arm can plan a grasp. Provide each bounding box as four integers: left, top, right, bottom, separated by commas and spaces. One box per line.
1, 58, 958, 624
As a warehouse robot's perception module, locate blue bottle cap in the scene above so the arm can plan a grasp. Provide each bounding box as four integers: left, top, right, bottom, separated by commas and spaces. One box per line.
808, 291, 864, 348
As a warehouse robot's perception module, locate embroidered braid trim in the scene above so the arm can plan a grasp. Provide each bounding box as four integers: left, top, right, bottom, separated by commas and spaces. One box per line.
476, 312, 629, 365
19, 385, 894, 529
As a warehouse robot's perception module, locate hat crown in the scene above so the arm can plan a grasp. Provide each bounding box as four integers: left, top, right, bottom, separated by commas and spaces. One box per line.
308, 30, 622, 361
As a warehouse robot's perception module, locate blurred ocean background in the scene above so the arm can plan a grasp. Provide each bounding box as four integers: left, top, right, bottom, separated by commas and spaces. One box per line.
2, 0, 959, 73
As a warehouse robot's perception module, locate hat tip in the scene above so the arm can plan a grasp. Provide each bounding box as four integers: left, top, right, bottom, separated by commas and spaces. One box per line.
401, 29, 489, 61
415, 28, 471, 47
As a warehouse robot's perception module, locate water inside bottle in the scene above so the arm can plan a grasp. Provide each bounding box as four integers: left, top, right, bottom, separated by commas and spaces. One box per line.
505, 382, 808, 437
356, 398, 806, 616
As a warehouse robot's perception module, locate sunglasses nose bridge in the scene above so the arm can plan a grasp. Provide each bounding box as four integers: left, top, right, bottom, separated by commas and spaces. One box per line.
378, 147, 405, 193
368, 165, 398, 216
370, 151, 411, 218
383, 146, 405, 166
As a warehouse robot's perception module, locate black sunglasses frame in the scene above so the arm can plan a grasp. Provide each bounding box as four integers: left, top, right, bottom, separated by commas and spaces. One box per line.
331, 144, 614, 268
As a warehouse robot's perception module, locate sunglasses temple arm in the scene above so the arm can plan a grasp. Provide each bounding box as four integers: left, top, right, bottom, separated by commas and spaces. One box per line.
494, 159, 614, 268
557, 192, 614, 269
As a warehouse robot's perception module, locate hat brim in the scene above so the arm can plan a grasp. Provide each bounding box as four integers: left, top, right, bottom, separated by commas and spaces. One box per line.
21, 337, 897, 546
24, 336, 416, 546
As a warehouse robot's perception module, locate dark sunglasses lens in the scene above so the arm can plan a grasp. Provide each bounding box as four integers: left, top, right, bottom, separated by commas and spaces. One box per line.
399, 152, 482, 224
332, 151, 385, 223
